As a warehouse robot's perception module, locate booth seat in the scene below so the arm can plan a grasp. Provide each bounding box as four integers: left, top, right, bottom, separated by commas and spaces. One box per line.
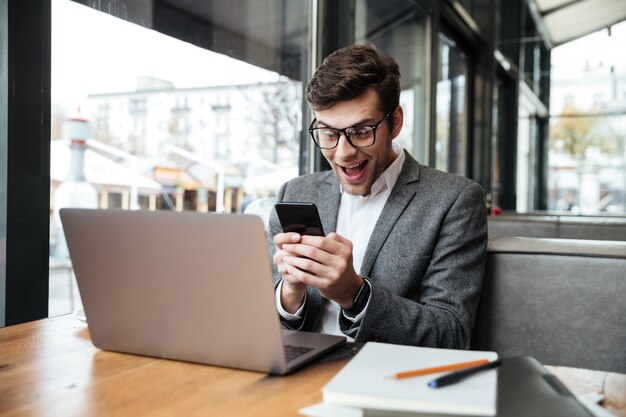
487, 213, 626, 241
471, 236, 626, 373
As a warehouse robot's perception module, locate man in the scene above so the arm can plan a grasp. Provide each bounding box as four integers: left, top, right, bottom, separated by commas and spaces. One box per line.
268, 44, 487, 348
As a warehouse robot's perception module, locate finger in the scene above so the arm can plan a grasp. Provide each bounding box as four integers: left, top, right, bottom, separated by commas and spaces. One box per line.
300, 233, 352, 256
325, 232, 353, 246
276, 251, 308, 279
276, 260, 291, 276
282, 241, 351, 277
273, 247, 299, 266
282, 243, 331, 265
323, 233, 354, 257
274, 232, 302, 248
285, 263, 325, 288
277, 253, 303, 279
297, 235, 325, 246
284, 257, 344, 293
283, 254, 327, 278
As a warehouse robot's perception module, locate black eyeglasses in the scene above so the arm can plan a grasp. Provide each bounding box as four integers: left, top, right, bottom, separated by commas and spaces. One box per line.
308, 111, 393, 150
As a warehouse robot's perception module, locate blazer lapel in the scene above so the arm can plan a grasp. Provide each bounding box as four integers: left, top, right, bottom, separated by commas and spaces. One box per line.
314, 171, 341, 234
360, 151, 422, 276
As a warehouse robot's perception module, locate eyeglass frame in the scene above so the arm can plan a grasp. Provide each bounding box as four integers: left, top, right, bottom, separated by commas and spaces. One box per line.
308, 110, 393, 150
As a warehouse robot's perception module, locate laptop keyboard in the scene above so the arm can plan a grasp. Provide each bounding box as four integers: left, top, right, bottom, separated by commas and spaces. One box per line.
284, 344, 315, 362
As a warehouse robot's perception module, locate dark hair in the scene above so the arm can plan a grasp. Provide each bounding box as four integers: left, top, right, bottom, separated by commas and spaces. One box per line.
306, 44, 401, 115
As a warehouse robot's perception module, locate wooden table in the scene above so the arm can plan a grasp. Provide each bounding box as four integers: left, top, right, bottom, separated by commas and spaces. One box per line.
1, 316, 625, 417
0, 316, 347, 417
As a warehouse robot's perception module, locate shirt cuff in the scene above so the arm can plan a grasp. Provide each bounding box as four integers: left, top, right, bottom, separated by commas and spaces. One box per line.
275, 279, 306, 320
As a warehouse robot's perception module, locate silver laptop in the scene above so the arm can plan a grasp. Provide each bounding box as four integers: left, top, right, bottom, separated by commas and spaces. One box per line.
60, 208, 345, 375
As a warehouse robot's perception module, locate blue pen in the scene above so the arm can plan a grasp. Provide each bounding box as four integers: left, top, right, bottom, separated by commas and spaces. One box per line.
428, 359, 502, 388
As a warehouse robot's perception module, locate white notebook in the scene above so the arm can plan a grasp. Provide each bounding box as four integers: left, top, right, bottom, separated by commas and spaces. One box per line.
322, 342, 498, 416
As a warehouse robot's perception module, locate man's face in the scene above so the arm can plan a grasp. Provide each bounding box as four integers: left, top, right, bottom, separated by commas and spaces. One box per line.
314, 89, 403, 196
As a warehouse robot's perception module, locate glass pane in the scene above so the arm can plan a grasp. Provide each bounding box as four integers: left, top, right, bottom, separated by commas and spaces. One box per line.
490, 82, 501, 212
436, 33, 468, 175
354, 0, 428, 164
548, 22, 626, 215
516, 94, 535, 212
549, 113, 626, 214
49, 0, 310, 317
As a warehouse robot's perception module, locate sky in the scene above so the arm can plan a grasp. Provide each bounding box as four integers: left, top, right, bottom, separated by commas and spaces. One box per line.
551, 20, 626, 79
51, 0, 280, 109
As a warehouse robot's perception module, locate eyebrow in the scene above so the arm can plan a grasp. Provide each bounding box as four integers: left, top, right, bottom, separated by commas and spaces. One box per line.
315, 117, 376, 129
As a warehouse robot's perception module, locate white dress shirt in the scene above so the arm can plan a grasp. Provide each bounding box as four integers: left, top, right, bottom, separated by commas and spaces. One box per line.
277, 145, 406, 339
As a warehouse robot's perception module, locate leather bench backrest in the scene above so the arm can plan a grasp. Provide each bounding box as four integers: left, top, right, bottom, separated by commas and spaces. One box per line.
471, 236, 626, 373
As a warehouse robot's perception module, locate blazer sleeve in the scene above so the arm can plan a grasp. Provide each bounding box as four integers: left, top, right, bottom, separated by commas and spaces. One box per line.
340, 181, 488, 349
268, 182, 325, 331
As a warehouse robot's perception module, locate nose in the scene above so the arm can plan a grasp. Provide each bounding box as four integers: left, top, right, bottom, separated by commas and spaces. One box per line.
334, 132, 357, 157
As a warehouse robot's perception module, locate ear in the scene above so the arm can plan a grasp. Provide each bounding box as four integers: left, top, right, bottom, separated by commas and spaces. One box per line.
390, 106, 404, 140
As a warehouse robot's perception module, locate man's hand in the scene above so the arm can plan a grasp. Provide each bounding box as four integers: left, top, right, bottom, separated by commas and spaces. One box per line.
273, 232, 308, 314
279, 232, 364, 309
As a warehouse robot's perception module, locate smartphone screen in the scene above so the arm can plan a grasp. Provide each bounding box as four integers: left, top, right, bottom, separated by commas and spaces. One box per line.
275, 202, 325, 236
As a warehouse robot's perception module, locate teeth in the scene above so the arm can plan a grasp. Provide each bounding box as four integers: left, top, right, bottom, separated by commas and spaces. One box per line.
343, 162, 364, 169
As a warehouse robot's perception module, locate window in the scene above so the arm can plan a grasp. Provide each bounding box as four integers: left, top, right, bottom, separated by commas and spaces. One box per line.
355, 0, 428, 164
436, 32, 469, 176
49, 0, 310, 316
547, 23, 626, 215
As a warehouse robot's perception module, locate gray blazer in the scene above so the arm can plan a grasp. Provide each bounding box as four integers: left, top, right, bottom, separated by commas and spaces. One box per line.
268, 151, 487, 349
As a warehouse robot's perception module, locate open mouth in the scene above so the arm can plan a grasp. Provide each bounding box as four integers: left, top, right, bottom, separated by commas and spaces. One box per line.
340, 161, 368, 180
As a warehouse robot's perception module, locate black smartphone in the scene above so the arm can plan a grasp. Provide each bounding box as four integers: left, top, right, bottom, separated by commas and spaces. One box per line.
275, 202, 325, 236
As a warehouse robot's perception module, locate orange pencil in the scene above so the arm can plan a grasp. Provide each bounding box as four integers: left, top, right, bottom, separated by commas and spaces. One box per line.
388, 359, 490, 379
